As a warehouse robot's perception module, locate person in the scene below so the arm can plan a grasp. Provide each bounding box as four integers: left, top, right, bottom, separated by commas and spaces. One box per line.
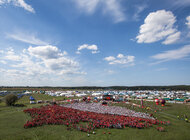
185, 118, 188, 122
177, 115, 180, 119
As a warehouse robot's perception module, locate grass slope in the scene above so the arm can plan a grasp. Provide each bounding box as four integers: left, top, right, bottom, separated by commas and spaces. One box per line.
0, 94, 190, 140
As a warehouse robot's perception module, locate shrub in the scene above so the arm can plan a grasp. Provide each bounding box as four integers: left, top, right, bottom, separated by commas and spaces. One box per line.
4, 94, 18, 106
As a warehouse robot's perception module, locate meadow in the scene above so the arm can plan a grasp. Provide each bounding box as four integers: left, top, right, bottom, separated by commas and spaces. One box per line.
0, 94, 190, 140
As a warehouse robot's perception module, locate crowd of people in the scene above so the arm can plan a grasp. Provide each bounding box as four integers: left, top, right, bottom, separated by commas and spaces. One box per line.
62, 102, 154, 120
24, 105, 169, 133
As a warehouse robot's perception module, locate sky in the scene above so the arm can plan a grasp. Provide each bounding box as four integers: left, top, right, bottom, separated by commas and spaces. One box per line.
0, 0, 190, 86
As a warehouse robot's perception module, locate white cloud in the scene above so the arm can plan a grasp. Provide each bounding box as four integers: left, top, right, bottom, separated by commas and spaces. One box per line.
44, 57, 78, 71
73, 0, 125, 23
186, 16, 190, 29
15, 0, 34, 13
77, 44, 99, 54
0, 0, 35, 13
117, 53, 124, 58
104, 56, 115, 61
0, 60, 6, 64
73, 0, 99, 14
0, 46, 85, 77
151, 45, 190, 63
28, 46, 79, 73
104, 53, 135, 66
7, 31, 48, 45
0, 0, 5, 4
103, 0, 125, 23
162, 32, 181, 45
28, 45, 66, 59
5, 48, 21, 61
136, 10, 180, 45
0, 50, 4, 54
172, 0, 190, 6
133, 4, 147, 21
59, 69, 86, 75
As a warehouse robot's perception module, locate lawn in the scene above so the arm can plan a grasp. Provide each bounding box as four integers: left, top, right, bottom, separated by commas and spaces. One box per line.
0, 94, 190, 140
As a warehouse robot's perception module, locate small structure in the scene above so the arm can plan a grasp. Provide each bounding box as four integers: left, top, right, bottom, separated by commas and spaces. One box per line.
30, 101, 36, 104
155, 99, 159, 105
87, 96, 91, 101
184, 99, 190, 103
29, 96, 36, 104
103, 93, 113, 101
37, 100, 43, 104
160, 99, 166, 106
30, 96, 35, 101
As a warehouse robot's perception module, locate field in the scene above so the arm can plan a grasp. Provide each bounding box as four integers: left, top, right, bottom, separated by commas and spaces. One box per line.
0, 94, 190, 140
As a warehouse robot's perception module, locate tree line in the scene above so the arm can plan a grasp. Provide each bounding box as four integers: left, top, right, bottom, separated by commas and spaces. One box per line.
1, 85, 190, 91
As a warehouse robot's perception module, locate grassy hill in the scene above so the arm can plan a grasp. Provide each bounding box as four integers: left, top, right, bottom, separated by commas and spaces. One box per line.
0, 94, 190, 140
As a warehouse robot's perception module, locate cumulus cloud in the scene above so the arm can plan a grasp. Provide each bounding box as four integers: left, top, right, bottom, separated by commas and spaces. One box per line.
104, 53, 135, 66
186, 16, 190, 29
44, 57, 78, 71
136, 10, 180, 45
76, 44, 99, 54
0, 0, 35, 13
7, 31, 48, 45
28, 45, 67, 59
73, 0, 125, 23
162, 32, 181, 45
151, 45, 190, 63
0, 46, 85, 77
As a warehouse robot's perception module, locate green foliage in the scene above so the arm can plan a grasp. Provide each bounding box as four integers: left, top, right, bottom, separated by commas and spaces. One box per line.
4, 94, 18, 106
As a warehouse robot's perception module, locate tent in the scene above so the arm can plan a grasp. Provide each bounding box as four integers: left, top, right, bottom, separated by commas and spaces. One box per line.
174, 99, 184, 102
30, 96, 35, 101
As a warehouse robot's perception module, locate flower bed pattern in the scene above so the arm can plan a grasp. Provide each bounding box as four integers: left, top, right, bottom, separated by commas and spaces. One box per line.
23, 105, 169, 133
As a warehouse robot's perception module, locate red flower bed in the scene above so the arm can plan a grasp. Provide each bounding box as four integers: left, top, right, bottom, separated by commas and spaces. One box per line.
23, 105, 168, 133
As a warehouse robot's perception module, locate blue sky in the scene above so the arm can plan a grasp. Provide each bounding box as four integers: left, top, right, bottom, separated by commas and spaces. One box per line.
0, 0, 190, 86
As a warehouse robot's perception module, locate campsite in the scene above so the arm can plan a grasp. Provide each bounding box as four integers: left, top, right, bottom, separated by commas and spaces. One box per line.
0, 91, 190, 140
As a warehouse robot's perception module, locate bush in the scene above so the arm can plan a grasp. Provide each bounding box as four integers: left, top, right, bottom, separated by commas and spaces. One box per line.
4, 94, 18, 106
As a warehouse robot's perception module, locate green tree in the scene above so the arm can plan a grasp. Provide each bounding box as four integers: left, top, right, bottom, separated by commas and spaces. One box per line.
4, 94, 18, 106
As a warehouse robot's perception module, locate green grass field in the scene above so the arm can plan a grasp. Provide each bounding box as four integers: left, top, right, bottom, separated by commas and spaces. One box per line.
0, 94, 190, 140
